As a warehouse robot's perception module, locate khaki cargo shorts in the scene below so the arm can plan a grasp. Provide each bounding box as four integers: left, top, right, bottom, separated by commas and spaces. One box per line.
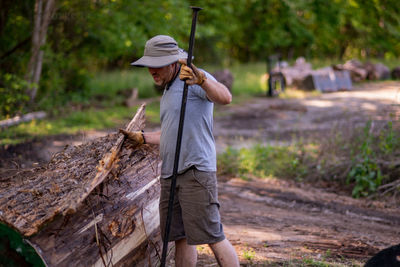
159, 167, 225, 245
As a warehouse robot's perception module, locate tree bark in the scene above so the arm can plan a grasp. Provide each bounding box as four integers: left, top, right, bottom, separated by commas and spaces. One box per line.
25, 0, 56, 103
0, 104, 165, 266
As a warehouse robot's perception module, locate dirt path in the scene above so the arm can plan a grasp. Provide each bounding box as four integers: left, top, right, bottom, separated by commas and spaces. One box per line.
214, 81, 400, 152
1, 81, 400, 266
196, 81, 400, 266
196, 177, 399, 266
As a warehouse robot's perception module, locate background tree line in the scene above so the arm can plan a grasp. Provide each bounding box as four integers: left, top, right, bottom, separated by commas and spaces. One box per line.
1, 0, 400, 119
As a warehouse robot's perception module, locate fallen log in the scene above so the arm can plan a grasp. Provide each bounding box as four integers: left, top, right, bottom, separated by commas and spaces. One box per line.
293, 67, 352, 92
0, 111, 46, 129
333, 59, 368, 82
364, 62, 391, 80
0, 104, 164, 266
279, 57, 312, 86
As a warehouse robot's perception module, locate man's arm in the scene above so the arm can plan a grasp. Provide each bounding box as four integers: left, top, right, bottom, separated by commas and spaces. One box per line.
178, 59, 232, 105
119, 129, 161, 146
200, 78, 232, 105
143, 130, 161, 145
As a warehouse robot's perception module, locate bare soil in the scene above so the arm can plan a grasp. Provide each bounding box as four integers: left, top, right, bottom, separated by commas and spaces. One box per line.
1, 81, 400, 266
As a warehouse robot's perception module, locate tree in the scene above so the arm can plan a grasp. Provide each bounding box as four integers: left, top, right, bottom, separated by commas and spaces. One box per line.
25, 0, 56, 104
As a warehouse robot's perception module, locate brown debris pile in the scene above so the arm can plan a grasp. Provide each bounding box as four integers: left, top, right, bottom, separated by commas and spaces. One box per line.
0, 134, 120, 236
0, 105, 160, 239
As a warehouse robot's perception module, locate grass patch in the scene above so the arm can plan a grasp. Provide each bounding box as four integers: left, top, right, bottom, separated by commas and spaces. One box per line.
86, 68, 158, 101
217, 120, 400, 198
0, 102, 160, 146
144, 100, 161, 124
230, 62, 267, 96
242, 247, 257, 262
296, 257, 361, 267
217, 142, 317, 181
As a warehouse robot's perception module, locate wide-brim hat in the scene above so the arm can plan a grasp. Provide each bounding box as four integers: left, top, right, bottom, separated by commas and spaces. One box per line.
131, 35, 187, 68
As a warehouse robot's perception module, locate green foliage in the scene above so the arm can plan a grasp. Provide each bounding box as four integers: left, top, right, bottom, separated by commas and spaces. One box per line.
347, 121, 382, 198
0, 0, 34, 74
379, 121, 398, 154
217, 143, 311, 180
242, 247, 256, 261
87, 69, 156, 101
2, 0, 400, 117
36, 49, 91, 112
0, 73, 31, 119
301, 257, 331, 267
230, 62, 266, 96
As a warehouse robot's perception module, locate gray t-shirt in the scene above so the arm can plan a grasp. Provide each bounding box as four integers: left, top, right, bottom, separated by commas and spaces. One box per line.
160, 71, 216, 178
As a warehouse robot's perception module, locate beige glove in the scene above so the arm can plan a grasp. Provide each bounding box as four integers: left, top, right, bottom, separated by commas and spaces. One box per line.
178, 59, 207, 86
119, 129, 145, 149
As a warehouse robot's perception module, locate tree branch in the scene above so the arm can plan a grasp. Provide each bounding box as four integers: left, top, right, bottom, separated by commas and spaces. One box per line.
0, 36, 31, 61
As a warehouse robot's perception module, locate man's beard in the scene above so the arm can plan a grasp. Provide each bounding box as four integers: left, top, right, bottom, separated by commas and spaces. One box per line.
153, 81, 166, 94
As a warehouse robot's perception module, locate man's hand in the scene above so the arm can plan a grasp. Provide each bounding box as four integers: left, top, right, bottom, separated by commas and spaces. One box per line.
178, 59, 207, 86
119, 129, 144, 149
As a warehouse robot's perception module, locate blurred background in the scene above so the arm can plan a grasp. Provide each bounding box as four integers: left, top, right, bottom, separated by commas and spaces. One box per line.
1, 0, 400, 124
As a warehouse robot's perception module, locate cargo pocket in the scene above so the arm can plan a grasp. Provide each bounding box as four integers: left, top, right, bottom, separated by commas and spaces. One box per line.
192, 169, 220, 208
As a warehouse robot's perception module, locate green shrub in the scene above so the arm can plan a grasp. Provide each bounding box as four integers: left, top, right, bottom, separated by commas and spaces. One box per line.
347, 121, 383, 198
0, 73, 31, 119
379, 121, 399, 155
218, 120, 399, 199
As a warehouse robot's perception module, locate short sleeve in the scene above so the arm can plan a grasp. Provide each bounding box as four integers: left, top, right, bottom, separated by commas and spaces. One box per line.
189, 70, 216, 101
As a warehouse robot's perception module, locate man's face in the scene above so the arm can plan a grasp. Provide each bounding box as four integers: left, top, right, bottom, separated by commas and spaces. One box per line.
148, 63, 176, 87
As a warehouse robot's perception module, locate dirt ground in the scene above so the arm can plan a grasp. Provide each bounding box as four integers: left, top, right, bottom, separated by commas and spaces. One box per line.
1, 81, 400, 266
201, 81, 400, 266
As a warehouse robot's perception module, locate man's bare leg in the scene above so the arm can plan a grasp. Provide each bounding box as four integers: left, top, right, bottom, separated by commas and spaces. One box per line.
175, 238, 197, 267
209, 238, 240, 267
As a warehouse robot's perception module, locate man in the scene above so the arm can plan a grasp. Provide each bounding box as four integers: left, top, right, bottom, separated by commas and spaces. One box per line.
121, 35, 239, 267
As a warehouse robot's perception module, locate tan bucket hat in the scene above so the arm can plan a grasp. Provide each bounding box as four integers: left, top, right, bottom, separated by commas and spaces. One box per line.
131, 35, 187, 68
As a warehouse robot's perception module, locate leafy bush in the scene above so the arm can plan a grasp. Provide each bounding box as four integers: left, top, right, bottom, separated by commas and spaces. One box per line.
36, 50, 91, 112
0, 73, 31, 119
346, 120, 400, 198
347, 122, 382, 197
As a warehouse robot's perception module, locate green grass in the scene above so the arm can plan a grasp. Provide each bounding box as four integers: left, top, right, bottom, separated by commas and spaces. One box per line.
242, 247, 256, 261
0, 103, 160, 145
217, 120, 400, 199
230, 62, 267, 96
86, 68, 158, 100
0, 68, 163, 145
217, 143, 317, 181
296, 257, 361, 267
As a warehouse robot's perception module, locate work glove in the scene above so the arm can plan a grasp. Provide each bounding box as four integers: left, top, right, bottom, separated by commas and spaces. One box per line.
178, 59, 207, 86
119, 129, 145, 149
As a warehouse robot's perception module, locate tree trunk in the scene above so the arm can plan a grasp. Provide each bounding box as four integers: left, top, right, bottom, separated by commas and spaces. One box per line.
0, 104, 166, 266
25, 0, 56, 103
